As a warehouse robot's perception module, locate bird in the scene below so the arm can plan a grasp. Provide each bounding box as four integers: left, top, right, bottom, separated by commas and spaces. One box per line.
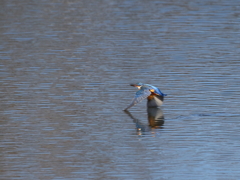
124, 83, 167, 110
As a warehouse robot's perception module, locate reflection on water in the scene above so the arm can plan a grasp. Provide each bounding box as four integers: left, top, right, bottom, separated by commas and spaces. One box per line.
147, 107, 164, 127
124, 107, 164, 134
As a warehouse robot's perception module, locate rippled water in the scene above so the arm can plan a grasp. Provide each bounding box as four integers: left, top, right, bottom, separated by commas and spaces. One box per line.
1, 0, 240, 179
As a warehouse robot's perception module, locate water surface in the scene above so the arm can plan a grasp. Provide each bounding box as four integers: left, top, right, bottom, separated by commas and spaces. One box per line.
1, 0, 240, 179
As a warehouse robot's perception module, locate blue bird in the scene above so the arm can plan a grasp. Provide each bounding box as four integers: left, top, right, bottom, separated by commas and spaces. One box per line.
124, 83, 167, 110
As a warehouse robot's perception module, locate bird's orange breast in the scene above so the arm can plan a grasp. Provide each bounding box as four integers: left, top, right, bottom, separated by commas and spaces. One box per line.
147, 94, 155, 100
149, 89, 159, 96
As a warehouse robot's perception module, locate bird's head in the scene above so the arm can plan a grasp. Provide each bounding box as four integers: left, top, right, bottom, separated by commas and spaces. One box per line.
130, 83, 143, 89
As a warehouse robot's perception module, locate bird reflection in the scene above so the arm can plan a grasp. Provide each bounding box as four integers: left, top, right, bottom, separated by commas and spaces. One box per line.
147, 107, 164, 127
124, 107, 164, 134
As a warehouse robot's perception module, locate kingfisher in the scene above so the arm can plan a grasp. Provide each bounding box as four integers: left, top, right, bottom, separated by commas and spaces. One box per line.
124, 83, 167, 110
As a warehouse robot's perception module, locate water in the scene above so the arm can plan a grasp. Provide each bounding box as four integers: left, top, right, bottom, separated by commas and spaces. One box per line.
1, 0, 240, 179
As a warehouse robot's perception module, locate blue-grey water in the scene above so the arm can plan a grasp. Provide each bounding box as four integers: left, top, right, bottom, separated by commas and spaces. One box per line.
1, 0, 240, 179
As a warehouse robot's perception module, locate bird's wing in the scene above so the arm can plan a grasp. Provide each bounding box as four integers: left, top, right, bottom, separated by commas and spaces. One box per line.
124, 89, 151, 110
